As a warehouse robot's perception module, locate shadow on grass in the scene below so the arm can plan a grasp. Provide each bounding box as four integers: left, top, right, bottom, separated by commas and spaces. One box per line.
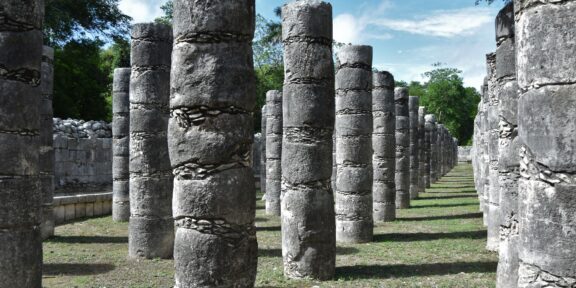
410, 202, 479, 209
425, 189, 477, 194
373, 230, 486, 242
257, 226, 281, 232
44, 263, 115, 276
422, 194, 478, 200
255, 217, 269, 222
397, 212, 483, 222
259, 247, 359, 258
47, 236, 128, 244
336, 261, 497, 279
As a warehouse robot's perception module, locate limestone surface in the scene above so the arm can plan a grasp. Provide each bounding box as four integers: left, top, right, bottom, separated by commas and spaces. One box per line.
281, 0, 336, 280
169, 0, 258, 286
40, 46, 55, 239
372, 71, 396, 221
395, 88, 410, 209
266, 91, 282, 216
335, 45, 373, 243
129, 23, 174, 260
112, 68, 131, 222
418, 106, 427, 192
409, 96, 420, 200
0, 0, 44, 286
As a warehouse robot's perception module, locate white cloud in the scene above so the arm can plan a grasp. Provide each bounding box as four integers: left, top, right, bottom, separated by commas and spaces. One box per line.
119, 0, 169, 23
333, 14, 363, 44
369, 7, 493, 38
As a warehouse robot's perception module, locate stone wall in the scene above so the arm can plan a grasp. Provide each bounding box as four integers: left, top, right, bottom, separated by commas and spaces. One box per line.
53, 118, 113, 194
53, 192, 112, 225
458, 146, 472, 163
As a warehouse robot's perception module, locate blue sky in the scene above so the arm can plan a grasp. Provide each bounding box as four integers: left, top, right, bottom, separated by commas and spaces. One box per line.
118, 0, 505, 89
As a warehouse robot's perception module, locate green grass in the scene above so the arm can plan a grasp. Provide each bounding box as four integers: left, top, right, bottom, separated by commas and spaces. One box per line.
43, 163, 497, 287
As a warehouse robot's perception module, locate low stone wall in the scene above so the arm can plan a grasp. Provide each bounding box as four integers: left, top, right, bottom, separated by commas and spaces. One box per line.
458, 146, 472, 163
53, 192, 112, 225
53, 119, 113, 194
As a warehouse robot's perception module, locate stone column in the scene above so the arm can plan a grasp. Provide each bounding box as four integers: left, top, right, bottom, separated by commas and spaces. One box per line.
395, 88, 410, 208
486, 52, 500, 252
437, 124, 445, 178
112, 68, 131, 222
427, 114, 438, 184
372, 71, 396, 221
169, 1, 258, 286
40, 46, 55, 239
480, 77, 490, 225
418, 106, 427, 193
0, 0, 43, 286
409, 96, 420, 200
423, 111, 432, 189
494, 4, 521, 287
335, 45, 373, 243
266, 91, 282, 216
281, 1, 335, 280
129, 23, 174, 259
261, 105, 267, 198
516, 0, 576, 285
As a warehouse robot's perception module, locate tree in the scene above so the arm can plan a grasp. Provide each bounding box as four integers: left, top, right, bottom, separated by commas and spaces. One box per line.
44, 0, 131, 46
53, 39, 110, 121
155, 1, 174, 25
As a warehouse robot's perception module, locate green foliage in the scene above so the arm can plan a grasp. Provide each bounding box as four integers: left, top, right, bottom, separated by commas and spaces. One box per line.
44, 0, 131, 46
53, 39, 111, 121
406, 64, 480, 145
155, 1, 174, 25
99, 38, 131, 119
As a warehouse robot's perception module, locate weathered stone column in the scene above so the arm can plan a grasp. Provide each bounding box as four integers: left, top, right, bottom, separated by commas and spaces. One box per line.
335, 45, 373, 243
40, 46, 55, 239
169, 1, 258, 286
129, 23, 174, 259
418, 106, 427, 193
112, 68, 131, 222
372, 71, 396, 221
427, 114, 438, 184
395, 88, 410, 208
486, 52, 500, 252
281, 1, 336, 280
494, 4, 521, 287
437, 124, 445, 178
266, 91, 282, 216
261, 105, 267, 198
423, 111, 432, 189
0, 0, 43, 286
480, 77, 490, 225
516, 0, 576, 285
409, 96, 419, 200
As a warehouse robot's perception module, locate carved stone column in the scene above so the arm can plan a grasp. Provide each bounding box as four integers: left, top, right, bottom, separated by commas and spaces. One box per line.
169, 1, 258, 286
266, 91, 282, 216
40, 46, 55, 238
281, 0, 336, 280
335, 45, 373, 243
516, 0, 576, 285
129, 23, 174, 259
0, 1, 43, 286
112, 68, 131, 222
372, 71, 396, 221
409, 96, 419, 200
395, 88, 410, 208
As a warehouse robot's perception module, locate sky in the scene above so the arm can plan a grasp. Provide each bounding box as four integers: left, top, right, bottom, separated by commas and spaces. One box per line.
118, 0, 506, 90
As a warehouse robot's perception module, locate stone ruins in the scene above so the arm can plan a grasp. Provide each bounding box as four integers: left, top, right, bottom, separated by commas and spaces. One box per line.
128, 23, 174, 260
472, 1, 576, 287
2, 0, 573, 287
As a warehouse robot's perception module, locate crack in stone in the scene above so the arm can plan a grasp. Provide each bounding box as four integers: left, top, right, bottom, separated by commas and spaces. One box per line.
337, 62, 372, 71
281, 178, 332, 191
286, 77, 333, 86
132, 66, 170, 73
130, 102, 169, 112
335, 214, 372, 221
521, 81, 576, 93
174, 217, 255, 244
284, 127, 333, 144
172, 156, 250, 181
175, 32, 252, 44
283, 35, 332, 46
499, 118, 517, 139
131, 131, 167, 140
170, 106, 249, 128
0, 129, 39, 136
335, 109, 371, 115
0, 9, 37, 32
130, 170, 173, 178
0, 65, 40, 86
519, 261, 576, 287
519, 146, 576, 185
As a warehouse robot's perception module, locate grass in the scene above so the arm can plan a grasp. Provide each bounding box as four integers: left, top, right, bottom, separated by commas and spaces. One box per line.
42, 163, 497, 287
